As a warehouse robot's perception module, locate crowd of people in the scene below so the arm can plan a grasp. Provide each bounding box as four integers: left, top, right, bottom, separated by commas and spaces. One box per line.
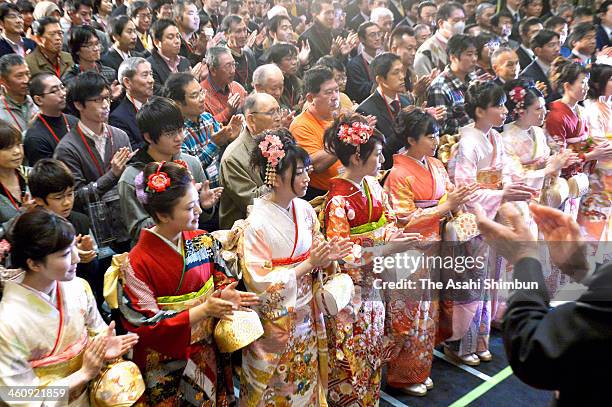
0, 0, 610, 405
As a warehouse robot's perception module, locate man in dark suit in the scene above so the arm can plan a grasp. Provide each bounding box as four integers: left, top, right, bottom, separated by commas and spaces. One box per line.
346, 21, 381, 103
357, 52, 412, 169
521, 29, 559, 103
298, 0, 335, 67
476, 202, 612, 407
516, 17, 543, 73
146, 19, 191, 95
101, 15, 145, 73
596, 1, 612, 50
568, 22, 597, 65
0, 3, 36, 58
109, 57, 154, 149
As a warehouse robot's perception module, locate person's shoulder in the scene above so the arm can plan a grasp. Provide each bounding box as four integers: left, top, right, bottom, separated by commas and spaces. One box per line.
66, 210, 91, 233
108, 125, 130, 144
55, 128, 78, 148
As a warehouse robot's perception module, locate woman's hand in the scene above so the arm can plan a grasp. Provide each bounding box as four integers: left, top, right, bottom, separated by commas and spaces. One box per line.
309, 239, 332, 269
502, 183, 536, 202
443, 183, 479, 212
546, 149, 579, 174
586, 140, 612, 161
326, 236, 354, 261
384, 227, 422, 254
219, 281, 261, 308
196, 180, 223, 209
80, 335, 108, 380
201, 290, 235, 320
103, 321, 139, 361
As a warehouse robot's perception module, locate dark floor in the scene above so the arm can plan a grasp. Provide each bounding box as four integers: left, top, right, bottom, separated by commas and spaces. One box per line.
379, 329, 554, 407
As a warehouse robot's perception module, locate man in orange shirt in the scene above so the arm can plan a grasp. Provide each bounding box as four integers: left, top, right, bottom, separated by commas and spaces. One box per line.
289, 66, 341, 200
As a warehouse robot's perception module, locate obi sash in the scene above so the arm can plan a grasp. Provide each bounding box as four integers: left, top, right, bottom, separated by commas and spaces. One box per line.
350, 212, 388, 235
271, 250, 311, 267
156, 276, 215, 312
476, 168, 502, 190
31, 330, 88, 385
414, 199, 440, 208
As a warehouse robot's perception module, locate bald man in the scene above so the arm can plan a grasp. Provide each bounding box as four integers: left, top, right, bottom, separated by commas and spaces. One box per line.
219, 92, 282, 228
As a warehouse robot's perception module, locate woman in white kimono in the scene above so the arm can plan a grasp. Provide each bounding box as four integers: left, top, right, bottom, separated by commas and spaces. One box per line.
447, 81, 536, 365
0, 209, 138, 405
239, 129, 352, 407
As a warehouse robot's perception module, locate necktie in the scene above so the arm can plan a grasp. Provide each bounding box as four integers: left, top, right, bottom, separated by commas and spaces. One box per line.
391, 100, 401, 114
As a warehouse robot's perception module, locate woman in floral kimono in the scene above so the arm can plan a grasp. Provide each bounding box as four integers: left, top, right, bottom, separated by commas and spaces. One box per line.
447, 81, 535, 365
239, 129, 353, 407
322, 113, 421, 406
384, 109, 477, 396
582, 64, 612, 250
117, 161, 260, 406
545, 58, 612, 220
0, 209, 138, 405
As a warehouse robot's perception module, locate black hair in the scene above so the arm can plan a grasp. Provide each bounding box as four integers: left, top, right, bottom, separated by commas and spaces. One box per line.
221, 14, 243, 33
28, 159, 75, 202
549, 56, 588, 94
519, 16, 542, 37
394, 108, 440, 149
69, 0, 94, 12
324, 112, 385, 166
316, 55, 345, 73
465, 81, 507, 119
312, 0, 333, 15
0, 3, 20, 21
268, 14, 292, 33
268, 43, 297, 64
588, 63, 612, 99
543, 15, 567, 30
574, 6, 593, 19
0, 54, 26, 78
68, 71, 109, 106
68, 24, 98, 63
15, 0, 34, 14
29, 72, 56, 99
36, 16, 60, 37
474, 32, 498, 60
357, 21, 378, 42
491, 9, 512, 28
8, 208, 76, 270
503, 78, 544, 120
149, 0, 171, 14
530, 28, 559, 50
598, 0, 612, 14
161, 72, 195, 104
137, 96, 184, 144
138, 161, 193, 222
436, 2, 464, 26
151, 18, 176, 42
303, 66, 334, 95
417, 1, 436, 18
370, 52, 401, 79
109, 15, 132, 42
250, 128, 311, 194
569, 22, 596, 48
0, 119, 22, 149
447, 34, 476, 59
390, 24, 415, 48
129, 0, 151, 18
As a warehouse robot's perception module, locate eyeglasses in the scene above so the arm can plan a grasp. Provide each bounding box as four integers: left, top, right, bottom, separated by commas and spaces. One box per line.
252, 108, 282, 118
87, 94, 111, 104
42, 83, 66, 95
136, 12, 152, 19
160, 128, 184, 139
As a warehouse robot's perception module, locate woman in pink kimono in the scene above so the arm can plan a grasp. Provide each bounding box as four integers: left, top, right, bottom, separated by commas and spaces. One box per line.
239, 129, 353, 407
447, 81, 536, 365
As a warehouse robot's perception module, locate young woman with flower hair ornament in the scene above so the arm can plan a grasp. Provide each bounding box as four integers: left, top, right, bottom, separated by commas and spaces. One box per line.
238, 128, 353, 406
321, 112, 422, 406
115, 160, 260, 405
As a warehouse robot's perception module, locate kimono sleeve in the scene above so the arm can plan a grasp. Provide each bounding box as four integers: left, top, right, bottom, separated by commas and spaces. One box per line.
80, 278, 108, 337
242, 225, 298, 320
544, 108, 570, 147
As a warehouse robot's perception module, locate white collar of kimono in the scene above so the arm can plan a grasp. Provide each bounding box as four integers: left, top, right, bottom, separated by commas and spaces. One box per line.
146, 227, 183, 255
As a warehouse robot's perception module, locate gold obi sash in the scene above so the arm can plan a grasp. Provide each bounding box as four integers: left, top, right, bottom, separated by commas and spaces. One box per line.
31, 330, 88, 385
156, 276, 215, 312
477, 168, 502, 190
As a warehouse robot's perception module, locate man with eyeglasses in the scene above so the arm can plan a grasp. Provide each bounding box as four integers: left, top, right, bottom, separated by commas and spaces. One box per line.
521, 29, 560, 103
268, 43, 305, 112
0, 3, 36, 58
130, 1, 154, 53
54, 71, 135, 253
25, 17, 73, 78
119, 96, 218, 244
0, 54, 38, 133
61, 0, 110, 54
25, 73, 79, 165
252, 64, 285, 107
219, 92, 281, 229
346, 21, 381, 103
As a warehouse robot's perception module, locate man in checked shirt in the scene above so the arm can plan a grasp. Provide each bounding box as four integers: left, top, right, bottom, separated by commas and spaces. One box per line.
426, 34, 479, 136
162, 72, 242, 231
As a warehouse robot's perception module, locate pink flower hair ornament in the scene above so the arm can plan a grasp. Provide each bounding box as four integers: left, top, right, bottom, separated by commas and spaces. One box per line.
259, 133, 286, 187
338, 121, 373, 146
509, 86, 527, 118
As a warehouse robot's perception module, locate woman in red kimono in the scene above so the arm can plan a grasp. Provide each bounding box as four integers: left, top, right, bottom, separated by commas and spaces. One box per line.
546, 57, 612, 219
383, 109, 477, 396
116, 161, 260, 406
322, 113, 421, 406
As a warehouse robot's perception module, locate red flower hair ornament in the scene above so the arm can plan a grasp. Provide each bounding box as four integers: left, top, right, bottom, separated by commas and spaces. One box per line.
338, 122, 373, 146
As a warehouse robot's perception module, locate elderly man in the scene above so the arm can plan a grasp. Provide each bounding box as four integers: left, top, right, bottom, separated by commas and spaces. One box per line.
370, 7, 394, 35
219, 92, 281, 229
252, 63, 284, 105
0, 54, 38, 132
491, 46, 520, 86
475, 2, 496, 34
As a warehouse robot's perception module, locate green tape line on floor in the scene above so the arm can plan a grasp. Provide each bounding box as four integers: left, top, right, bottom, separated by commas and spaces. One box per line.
448, 366, 514, 407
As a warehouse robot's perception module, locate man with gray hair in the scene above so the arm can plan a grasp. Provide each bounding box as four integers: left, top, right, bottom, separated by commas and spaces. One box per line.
475, 3, 496, 34
109, 57, 154, 148
219, 92, 281, 229
202, 46, 247, 124
252, 64, 284, 104
370, 7, 394, 34
0, 53, 38, 132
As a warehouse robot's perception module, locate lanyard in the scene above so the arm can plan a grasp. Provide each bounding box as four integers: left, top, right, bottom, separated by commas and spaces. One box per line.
1, 96, 22, 131
126, 94, 140, 112
76, 124, 112, 177
360, 55, 372, 82
40, 50, 61, 77
37, 114, 70, 143
382, 94, 399, 121
1, 180, 21, 209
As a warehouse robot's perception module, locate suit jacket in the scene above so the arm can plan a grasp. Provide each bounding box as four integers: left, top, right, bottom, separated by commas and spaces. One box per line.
356, 90, 412, 169
100, 49, 146, 73
0, 37, 36, 58
596, 25, 612, 51
516, 45, 534, 73
109, 97, 144, 149
346, 53, 375, 104
147, 50, 191, 95
503, 257, 612, 406
520, 60, 556, 103
25, 47, 74, 78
